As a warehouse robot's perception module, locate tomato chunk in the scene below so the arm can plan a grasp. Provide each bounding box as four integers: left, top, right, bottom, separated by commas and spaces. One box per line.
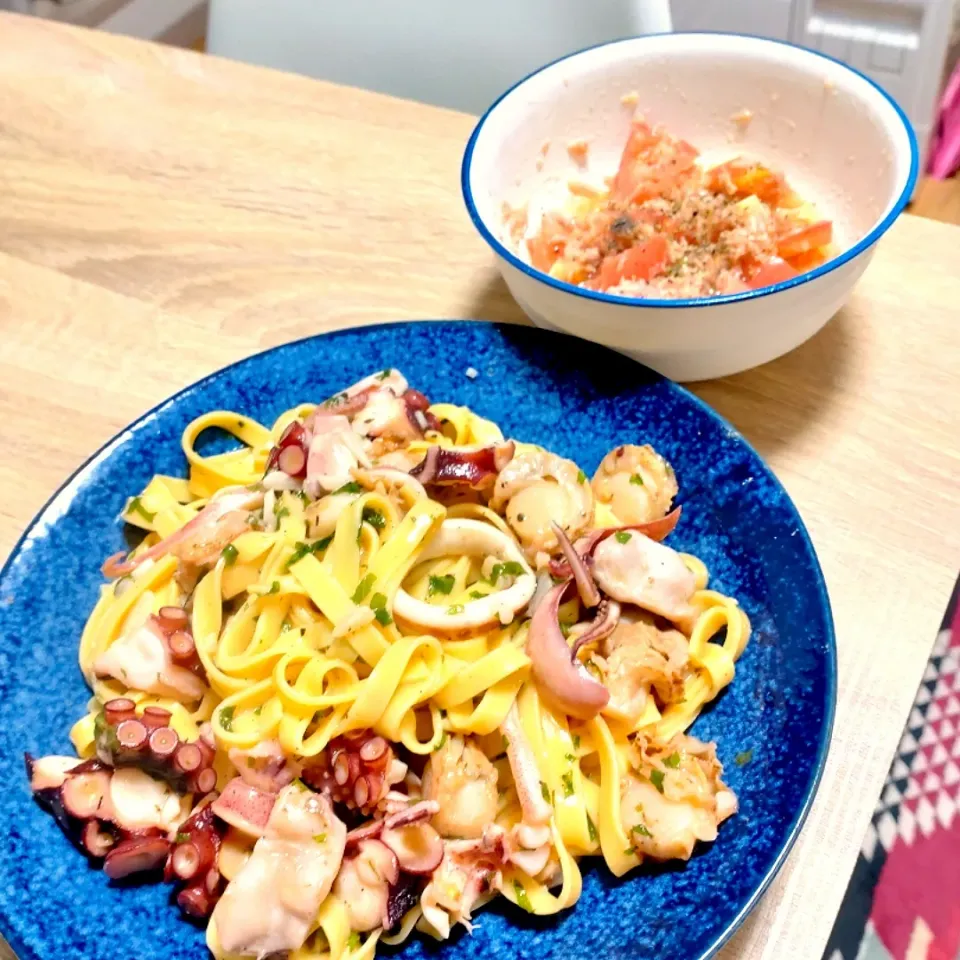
612, 122, 699, 204
526, 213, 572, 272
591, 236, 669, 290
747, 257, 799, 290
777, 220, 833, 260
707, 158, 789, 206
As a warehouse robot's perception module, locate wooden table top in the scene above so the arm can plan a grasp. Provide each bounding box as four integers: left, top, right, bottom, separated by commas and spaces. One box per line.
0, 13, 958, 960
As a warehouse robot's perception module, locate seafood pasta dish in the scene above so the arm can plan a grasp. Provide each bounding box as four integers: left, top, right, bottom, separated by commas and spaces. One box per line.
26, 368, 750, 959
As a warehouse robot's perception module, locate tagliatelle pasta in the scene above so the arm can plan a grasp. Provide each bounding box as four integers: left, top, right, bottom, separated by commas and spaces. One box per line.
28, 368, 750, 960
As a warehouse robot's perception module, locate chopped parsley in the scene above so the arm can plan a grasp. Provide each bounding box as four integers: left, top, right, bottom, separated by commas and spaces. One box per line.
375, 369, 391, 381
286, 536, 333, 569
540, 781, 552, 805
633, 823, 653, 838
625, 846, 636, 856
564, 752, 576, 762
586, 812, 598, 843
559, 621, 572, 638
221, 544, 239, 566
572, 734, 581, 750
649, 769, 665, 794
576, 469, 586, 485
427, 574, 455, 597
219, 706, 235, 731
370, 592, 392, 625
614, 531, 632, 544
513, 880, 533, 913
175, 832, 190, 843
352, 573, 376, 603
735, 749, 754, 767
629, 474, 645, 486
663, 752, 681, 769
332, 481, 362, 495
347, 931, 361, 951
488, 561, 524, 584
434, 731, 447, 751
275, 505, 290, 522
561, 771, 575, 797
447, 603, 465, 615
468, 590, 485, 600
267, 580, 280, 595
313, 833, 327, 844
127, 496, 155, 523
361, 506, 385, 531
502, 734, 510, 751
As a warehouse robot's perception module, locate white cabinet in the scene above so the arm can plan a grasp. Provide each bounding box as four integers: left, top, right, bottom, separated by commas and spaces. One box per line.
671, 0, 951, 164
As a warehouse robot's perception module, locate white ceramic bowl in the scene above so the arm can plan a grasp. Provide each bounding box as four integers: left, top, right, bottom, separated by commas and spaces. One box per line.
462, 33, 918, 381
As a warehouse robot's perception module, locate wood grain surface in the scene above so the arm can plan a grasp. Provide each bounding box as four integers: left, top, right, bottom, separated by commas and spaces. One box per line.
0, 13, 958, 960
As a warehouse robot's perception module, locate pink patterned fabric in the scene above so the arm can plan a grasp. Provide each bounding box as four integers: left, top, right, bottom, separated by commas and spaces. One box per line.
928, 66, 960, 179
823, 580, 960, 960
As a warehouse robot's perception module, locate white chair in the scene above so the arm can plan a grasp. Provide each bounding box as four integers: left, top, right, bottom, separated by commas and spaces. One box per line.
206, 0, 672, 114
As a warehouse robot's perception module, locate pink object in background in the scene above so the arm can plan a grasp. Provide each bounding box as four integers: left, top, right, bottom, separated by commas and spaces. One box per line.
928, 64, 960, 178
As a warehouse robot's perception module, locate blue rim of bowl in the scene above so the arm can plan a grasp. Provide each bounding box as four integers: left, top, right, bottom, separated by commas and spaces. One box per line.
461, 31, 919, 309
0, 321, 837, 960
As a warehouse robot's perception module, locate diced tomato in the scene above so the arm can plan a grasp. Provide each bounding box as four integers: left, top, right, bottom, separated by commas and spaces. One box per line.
785, 248, 828, 272
707, 158, 789, 206
612, 121, 699, 204
591, 235, 669, 290
776, 220, 833, 260
527, 213, 573, 272
747, 257, 799, 290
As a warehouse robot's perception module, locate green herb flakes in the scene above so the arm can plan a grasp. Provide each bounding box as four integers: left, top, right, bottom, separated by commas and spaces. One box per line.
561, 771, 575, 797
370, 592, 392, 625
488, 561, 524, 584
502, 734, 510, 751
572, 734, 581, 750
313, 833, 327, 844
275, 505, 290, 522
347, 931, 361, 951
586, 812, 598, 843
375, 369, 391, 381
175, 832, 190, 843
447, 603, 465, 615
469, 590, 485, 599
614, 531, 632, 544
267, 580, 280, 595
633, 823, 653, 838
564, 752, 576, 762
663, 752, 681, 769
428, 574, 455, 597
127, 496, 156, 523
513, 880, 533, 913
540, 781, 552, 805
650, 769, 665, 794
219, 705, 235, 732
333, 481, 362, 495
434, 731, 447, 751
576, 469, 587, 485
735, 749, 754, 767
286, 536, 333, 569
629, 474, 645, 486
361, 506, 385, 531
221, 544, 239, 566
352, 573, 376, 603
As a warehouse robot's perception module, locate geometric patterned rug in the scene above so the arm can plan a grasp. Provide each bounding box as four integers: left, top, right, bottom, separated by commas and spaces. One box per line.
822, 578, 960, 960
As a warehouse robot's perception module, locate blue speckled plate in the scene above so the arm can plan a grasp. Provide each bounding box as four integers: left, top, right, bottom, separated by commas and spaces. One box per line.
0, 322, 835, 960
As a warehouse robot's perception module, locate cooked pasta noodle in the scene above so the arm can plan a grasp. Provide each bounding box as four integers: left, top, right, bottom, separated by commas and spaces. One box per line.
28, 368, 750, 960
